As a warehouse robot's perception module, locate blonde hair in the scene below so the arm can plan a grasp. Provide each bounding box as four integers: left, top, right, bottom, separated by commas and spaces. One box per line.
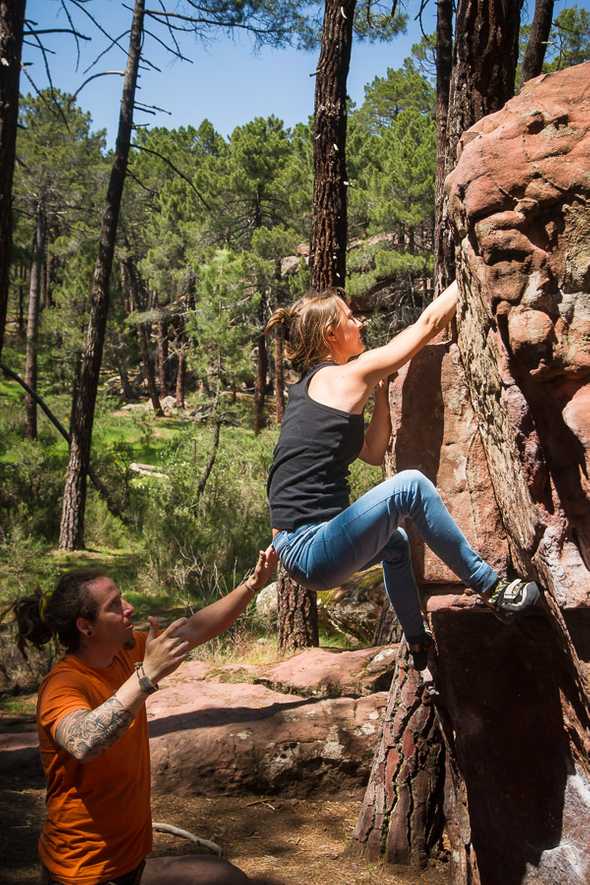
265, 288, 344, 372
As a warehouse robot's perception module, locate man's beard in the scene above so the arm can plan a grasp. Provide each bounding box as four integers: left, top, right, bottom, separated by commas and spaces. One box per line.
124, 633, 136, 650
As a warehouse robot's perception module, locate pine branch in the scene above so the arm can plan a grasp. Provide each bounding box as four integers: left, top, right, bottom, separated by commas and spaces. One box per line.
130, 142, 212, 210
71, 70, 125, 101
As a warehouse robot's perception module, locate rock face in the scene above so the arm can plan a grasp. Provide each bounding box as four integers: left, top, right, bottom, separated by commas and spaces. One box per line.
446, 62, 590, 606
363, 64, 590, 885
148, 651, 389, 797
434, 63, 590, 884
388, 341, 509, 585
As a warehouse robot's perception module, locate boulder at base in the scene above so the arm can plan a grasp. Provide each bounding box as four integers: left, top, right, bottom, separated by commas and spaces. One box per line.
148, 650, 390, 798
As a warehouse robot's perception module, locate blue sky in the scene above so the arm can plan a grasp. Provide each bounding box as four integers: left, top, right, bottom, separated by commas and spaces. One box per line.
23, 0, 588, 143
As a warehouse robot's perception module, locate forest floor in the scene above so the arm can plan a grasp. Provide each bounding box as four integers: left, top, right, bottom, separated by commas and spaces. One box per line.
0, 709, 449, 885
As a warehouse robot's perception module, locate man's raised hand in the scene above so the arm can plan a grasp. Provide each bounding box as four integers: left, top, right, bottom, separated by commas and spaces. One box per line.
143, 616, 190, 683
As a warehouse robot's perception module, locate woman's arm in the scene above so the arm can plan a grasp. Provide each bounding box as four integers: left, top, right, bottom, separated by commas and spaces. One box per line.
359, 379, 392, 466
351, 281, 458, 387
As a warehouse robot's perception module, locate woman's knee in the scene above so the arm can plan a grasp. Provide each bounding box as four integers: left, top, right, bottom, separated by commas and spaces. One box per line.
381, 527, 412, 563
394, 469, 434, 493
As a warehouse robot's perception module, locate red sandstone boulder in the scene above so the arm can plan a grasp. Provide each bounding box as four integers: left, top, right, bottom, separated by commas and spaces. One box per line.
147, 677, 387, 797
425, 62, 590, 885
446, 62, 590, 607
256, 645, 397, 697
388, 341, 509, 584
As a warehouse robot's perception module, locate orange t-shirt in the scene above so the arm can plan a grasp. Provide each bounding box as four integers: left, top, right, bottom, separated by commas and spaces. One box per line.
36, 631, 152, 885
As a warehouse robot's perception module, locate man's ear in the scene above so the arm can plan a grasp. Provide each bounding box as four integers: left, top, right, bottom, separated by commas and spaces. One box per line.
76, 616, 92, 638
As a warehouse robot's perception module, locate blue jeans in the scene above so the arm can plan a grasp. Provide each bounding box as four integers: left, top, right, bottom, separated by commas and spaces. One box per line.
272, 470, 499, 640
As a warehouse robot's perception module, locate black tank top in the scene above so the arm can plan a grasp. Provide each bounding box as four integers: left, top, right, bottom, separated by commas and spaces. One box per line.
267, 363, 365, 531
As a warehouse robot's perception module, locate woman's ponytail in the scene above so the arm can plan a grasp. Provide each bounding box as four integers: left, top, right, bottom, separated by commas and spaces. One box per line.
264, 289, 343, 372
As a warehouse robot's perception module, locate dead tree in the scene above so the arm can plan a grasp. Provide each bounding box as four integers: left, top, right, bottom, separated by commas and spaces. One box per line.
59, 0, 145, 550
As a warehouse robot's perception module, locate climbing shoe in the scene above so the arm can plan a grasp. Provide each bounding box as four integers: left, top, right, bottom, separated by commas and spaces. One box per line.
407, 630, 433, 671
486, 577, 540, 617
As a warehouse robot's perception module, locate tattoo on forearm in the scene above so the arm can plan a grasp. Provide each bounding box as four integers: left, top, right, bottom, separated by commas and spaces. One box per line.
55, 697, 134, 761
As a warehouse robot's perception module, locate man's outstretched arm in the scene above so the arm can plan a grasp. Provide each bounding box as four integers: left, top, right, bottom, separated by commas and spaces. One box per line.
172, 549, 276, 649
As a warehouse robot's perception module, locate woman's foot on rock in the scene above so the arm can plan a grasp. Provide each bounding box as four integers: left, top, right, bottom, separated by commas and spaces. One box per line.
407, 630, 433, 671
485, 577, 540, 618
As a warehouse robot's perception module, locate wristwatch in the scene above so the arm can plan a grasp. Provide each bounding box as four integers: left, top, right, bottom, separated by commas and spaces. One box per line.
134, 662, 159, 694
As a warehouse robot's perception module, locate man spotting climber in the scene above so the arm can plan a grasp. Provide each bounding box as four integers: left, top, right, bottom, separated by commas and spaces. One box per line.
14, 554, 275, 885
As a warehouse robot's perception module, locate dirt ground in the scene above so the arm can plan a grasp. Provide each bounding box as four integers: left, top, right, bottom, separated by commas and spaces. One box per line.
0, 713, 449, 885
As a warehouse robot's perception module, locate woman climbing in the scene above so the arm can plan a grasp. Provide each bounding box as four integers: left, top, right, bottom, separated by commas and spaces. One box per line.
265, 282, 540, 669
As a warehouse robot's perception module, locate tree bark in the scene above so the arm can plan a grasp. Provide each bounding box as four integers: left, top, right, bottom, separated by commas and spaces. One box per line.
0, 0, 25, 363
277, 564, 319, 655
354, 641, 445, 866
175, 346, 186, 409
156, 307, 169, 396
253, 332, 268, 434
439, 0, 522, 285
116, 361, 134, 401
433, 0, 454, 295
24, 205, 45, 439
17, 262, 26, 338
372, 600, 403, 645
522, 0, 554, 83
274, 326, 285, 424
309, 0, 356, 291
121, 256, 163, 417
59, 0, 145, 551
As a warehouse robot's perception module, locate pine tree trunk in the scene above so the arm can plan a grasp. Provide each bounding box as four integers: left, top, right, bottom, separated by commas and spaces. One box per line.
156, 311, 168, 396
274, 328, 285, 424
24, 206, 45, 439
309, 0, 356, 291
354, 641, 445, 866
59, 0, 145, 551
117, 362, 134, 401
433, 0, 454, 295
439, 0, 521, 286
277, 564, 319, 655
372, 600, 403, 646
254, 333, 268, 434
121, 256, 163, 417
522, 0, 554, 83
17, 262, 26, 337
175, 347, 186, 409
0, 0, 25, 363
